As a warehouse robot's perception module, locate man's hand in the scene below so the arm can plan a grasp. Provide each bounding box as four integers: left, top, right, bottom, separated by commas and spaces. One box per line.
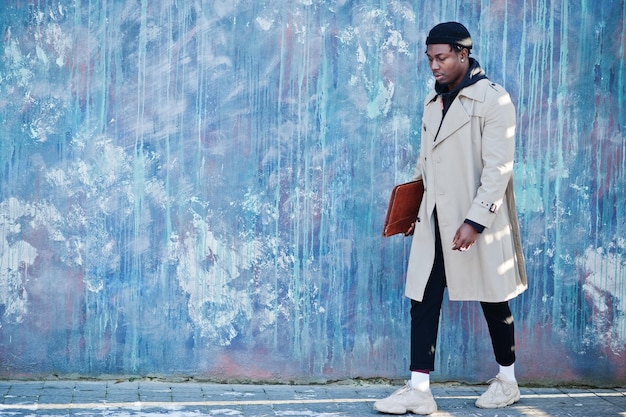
452, 223, 478, 251
404, 222, 416, 236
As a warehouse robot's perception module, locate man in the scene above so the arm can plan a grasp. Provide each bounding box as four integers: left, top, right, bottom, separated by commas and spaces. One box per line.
374, 22, 528, 415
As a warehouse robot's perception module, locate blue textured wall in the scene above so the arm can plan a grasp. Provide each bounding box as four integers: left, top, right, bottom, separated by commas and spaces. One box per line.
0, 1, 624, 385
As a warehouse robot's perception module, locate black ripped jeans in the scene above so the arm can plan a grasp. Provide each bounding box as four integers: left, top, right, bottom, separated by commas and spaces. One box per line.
409, 218, 516, 372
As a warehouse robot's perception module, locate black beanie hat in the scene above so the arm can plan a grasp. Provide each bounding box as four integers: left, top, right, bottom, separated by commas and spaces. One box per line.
426, 22, 472, 50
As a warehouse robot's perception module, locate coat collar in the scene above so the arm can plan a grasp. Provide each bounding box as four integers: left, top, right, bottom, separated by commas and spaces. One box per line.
425, 78, 489, 105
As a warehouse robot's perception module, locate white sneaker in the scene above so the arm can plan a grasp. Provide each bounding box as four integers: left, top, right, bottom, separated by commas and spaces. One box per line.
373, 382, 437, 415
475, 373, 521, 408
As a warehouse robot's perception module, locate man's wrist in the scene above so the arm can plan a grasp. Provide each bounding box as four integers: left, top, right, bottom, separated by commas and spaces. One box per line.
464, 219, 485, 233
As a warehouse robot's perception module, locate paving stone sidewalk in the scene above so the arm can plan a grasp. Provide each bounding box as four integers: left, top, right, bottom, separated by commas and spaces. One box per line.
0, 380, 624, 416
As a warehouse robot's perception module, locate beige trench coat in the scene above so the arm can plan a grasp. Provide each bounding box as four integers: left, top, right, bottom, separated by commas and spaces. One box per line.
405, 79, 527, 302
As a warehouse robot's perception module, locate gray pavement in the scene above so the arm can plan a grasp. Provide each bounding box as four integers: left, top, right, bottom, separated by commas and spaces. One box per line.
0, 379, 624, 416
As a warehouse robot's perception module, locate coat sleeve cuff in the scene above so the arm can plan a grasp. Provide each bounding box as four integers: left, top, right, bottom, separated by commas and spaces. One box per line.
464, 219, 485, 233
466, 195, 505, 229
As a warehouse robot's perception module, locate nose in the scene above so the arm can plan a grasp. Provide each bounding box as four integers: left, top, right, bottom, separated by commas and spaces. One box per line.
429, 60, 439, 72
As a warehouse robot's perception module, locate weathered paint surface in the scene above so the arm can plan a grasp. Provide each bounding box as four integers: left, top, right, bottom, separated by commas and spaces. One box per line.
0, 1, 624, 385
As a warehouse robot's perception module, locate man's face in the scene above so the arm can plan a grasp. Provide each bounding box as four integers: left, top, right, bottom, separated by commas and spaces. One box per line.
426, 44, 468, 91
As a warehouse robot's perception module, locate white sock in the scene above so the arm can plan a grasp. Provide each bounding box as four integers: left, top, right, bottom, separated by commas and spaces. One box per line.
410, 371, 430, 392
499, 363, 516, 382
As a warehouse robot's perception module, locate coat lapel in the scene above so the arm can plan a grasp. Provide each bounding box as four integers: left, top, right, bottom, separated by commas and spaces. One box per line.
424, 82, 488, 147
434, 99, 470, 145
422, 94, 442, 142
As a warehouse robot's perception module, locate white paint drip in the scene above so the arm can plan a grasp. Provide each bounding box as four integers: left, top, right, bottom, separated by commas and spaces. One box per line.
0, 198, 63, 324
168, 211, 276, 346
579, 246, 626, 353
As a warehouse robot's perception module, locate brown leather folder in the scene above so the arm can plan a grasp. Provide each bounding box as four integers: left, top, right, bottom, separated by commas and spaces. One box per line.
382, 179, 424, 237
